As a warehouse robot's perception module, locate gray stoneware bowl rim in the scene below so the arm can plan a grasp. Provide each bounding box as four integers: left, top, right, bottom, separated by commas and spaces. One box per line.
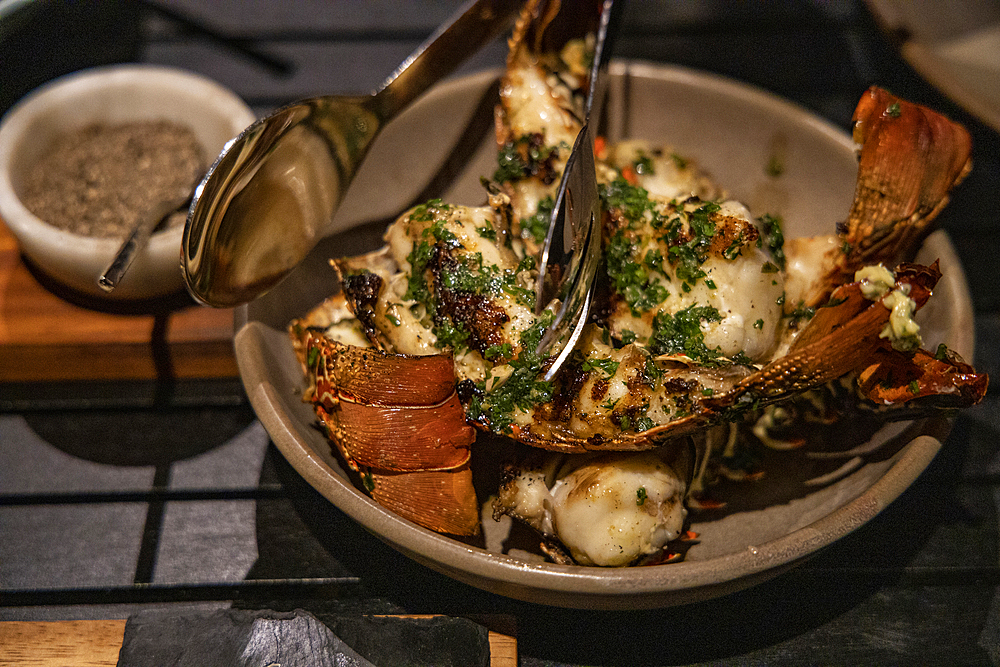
233, 61, 971, 609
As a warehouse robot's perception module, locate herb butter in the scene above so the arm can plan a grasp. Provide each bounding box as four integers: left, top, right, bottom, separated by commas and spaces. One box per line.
855, 264, 895, 300
881, 287, 922, 351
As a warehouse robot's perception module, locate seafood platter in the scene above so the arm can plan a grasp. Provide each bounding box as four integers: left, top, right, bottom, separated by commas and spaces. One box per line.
232, 0, 987, 608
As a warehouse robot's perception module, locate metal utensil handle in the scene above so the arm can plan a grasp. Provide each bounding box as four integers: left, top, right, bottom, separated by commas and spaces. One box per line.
373, 0, 521, 119
534, 0, 620, 311
586, 0, 623, 122
99, 196, 190, 293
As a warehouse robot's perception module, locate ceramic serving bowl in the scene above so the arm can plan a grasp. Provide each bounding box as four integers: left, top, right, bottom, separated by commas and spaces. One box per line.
234, 62, 974, 609
0, 64, 256, 300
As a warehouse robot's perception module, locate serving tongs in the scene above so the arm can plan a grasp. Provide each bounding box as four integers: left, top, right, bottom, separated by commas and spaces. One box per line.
532, 0, 621, 381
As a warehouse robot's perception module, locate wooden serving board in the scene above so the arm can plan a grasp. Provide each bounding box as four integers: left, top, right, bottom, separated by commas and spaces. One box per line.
0, 221, 238, 382
0, 618, 517, 666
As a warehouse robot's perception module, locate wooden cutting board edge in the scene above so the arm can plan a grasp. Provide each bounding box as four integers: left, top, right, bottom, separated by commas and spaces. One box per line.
1, 220, 239, 382
0, 618, 517, 666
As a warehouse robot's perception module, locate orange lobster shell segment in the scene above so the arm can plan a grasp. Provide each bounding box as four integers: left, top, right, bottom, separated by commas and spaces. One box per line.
318, 392, 474, 472
309, 336, 457, 405
369, 463, 481, 536
847, 86, 972, 266
858, 347, 988, 407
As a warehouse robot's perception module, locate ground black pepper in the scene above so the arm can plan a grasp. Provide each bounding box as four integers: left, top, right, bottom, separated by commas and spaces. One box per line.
20, 120, 205, 238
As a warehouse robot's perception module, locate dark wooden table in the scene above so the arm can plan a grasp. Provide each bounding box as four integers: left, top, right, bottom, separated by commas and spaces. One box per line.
2, 1, 999, 665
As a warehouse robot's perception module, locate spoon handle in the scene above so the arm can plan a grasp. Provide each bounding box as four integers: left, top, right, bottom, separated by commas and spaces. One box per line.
98, 195, 191, 293
374, 0, 521, 119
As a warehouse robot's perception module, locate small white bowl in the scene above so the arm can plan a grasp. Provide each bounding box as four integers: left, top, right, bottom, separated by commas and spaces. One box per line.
0, 64, 256, 300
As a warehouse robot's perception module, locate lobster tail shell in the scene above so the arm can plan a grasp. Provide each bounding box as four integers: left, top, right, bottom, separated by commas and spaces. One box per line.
313, 344, 458, 406
846, 86, 972, 268
369, 463, 481, 537
316, 395, 474, 471
298, 331, 480, 536
858, 346, 988, 407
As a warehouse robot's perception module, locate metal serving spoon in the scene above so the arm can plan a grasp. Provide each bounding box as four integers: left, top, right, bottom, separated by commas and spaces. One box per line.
181, 0, 521, 307
532, 0, 620, 381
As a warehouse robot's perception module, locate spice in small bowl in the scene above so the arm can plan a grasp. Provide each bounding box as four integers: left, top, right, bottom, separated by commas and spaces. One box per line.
21, 120, 205, 239
0, 64, 256, 300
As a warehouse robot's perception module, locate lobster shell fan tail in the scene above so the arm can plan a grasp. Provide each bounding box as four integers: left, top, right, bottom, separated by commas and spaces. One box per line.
369, 464, 481, 536
846, 86, 972, 268
299, 332, 480, 535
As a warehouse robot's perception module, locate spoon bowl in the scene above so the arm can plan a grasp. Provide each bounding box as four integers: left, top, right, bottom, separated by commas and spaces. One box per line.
182, 0, 520, 308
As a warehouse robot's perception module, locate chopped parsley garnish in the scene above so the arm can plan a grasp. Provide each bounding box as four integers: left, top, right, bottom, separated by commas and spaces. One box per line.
636, 487, 648, 506
935, 343, 949, 361
785, 301, 816, 326
439, 252, 483, 292
601, 177, 657, 227
648, 304, 725, 365
605, 230, 669, 314
493, 133, 562, 183
494, 140, 529, 183
723, 236, 744, 260
633, 153, 655, 176
634, 416, 655, 432
404, 240, 434, 304
522, 196, 555, 243
602, 179, 728, 294
643, 358, 663, 382
757, 213, 786, 270
644, 248, 664, 271
433, 317, 469, 350
601, 395, 620, 411
582, 357, 620, 376
402, 201, 541, 353
362, 470, 375, 492
484, 342, 514, 362
887, 102, 902, 118
409, 199, 451, 224
664, 202, 721, 290
729, 351, 754, 367
466, 312, 556, 433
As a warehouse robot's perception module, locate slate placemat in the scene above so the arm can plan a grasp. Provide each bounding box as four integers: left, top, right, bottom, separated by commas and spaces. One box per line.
117, 609, 374, 667
116, 608, 491, 667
